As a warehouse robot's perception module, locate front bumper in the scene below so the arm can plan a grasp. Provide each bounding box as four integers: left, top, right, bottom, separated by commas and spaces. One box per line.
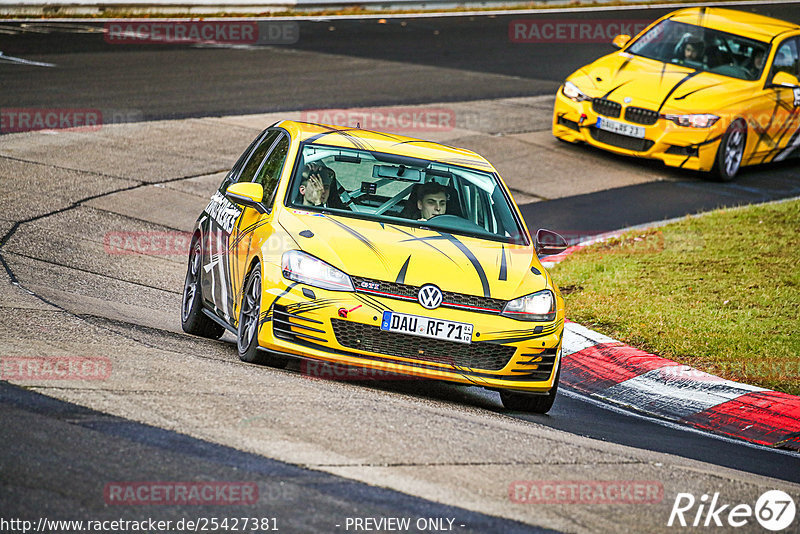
551, 89, 726, 172
256, 264, 563, 393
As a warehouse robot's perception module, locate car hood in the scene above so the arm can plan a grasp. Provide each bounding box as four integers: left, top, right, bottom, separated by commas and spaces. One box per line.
278, 208, 548, 301
569, 52, 755, 113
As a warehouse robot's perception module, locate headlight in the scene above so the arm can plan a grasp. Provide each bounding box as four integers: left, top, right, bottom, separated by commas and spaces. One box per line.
664, 113, 719, 128
281, 250, 354, 291
562, 81, 591, 102
501, 289, 556, 321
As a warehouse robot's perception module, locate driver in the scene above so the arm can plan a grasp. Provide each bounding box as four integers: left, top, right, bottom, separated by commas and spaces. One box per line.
298, 162, 334, 207
682, 38, 704, 62
416, 182, 448, 220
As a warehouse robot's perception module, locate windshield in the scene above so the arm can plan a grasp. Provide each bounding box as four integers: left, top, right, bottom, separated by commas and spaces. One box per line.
627, 19, 770, 81
285, 143, 527, 244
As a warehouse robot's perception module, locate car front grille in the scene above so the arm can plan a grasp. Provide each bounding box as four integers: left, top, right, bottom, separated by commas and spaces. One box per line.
592, 98, 622, 118
589, 127, 655, 152
624, 107, 660, 125
331, 319, 517, 371
351, 277, 507, 314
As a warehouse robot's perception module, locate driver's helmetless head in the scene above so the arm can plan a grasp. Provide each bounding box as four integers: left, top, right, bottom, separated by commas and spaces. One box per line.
416, 182, 448, 220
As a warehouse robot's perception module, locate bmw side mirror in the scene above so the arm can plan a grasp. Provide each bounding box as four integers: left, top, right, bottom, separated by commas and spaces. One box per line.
225, 182, 268, 214
612, 34, 631, 49
769, 71, 800, 89
535, 229, 568, 256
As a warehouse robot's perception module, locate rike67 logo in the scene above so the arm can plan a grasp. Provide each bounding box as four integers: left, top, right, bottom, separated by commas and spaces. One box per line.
668, 490, 796, 531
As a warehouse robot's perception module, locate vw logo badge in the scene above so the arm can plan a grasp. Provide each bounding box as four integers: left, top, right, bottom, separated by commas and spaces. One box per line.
624, 97, 632, 104
418, 284, 443, 310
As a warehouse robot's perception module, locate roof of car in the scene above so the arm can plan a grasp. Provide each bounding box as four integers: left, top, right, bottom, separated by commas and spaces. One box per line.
667, 7, 800, 42
276, 120, 495, 172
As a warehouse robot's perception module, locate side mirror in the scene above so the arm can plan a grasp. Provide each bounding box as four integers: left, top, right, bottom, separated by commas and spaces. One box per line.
612, 34, 631, 49
225, 182, 268, 214
770, 71, 800, 88
534, 229, 568, 256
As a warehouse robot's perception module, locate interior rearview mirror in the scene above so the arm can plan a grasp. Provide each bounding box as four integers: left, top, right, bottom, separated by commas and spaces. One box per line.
225, 182, 268, 214
535, 229, 568, 256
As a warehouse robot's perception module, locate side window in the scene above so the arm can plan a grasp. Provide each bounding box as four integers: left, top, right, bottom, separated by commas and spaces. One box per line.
237, 130, 281, 184
218, 129, 267, 193
771, 38, 799, 78
254, 134, 290, 210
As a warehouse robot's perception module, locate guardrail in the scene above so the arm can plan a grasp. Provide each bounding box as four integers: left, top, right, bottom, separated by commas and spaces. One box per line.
0, 0, 624, 16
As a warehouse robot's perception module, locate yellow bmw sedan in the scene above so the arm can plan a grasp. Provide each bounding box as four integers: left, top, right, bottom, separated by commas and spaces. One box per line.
552, 7, 800, 180
181, 121, 568, 413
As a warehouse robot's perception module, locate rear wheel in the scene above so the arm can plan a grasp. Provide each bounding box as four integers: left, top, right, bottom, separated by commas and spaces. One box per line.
181, 238, 224, 339
713, 118, 746, 182
500, 365, 560, 414
237, 265, 288, 368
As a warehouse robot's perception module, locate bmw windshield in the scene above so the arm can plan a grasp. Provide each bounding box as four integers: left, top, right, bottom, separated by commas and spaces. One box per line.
627, 19, 770, 81
285, 143, 527, 244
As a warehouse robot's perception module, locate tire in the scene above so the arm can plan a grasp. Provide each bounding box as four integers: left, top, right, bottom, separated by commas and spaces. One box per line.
181, 238, 225, 339
713, 118, 746, 182
500, 365, 560, 414
237, 264, 288, 368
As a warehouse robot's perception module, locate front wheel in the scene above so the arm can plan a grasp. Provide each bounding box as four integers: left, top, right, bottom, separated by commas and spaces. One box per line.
237, 265, 288, 368
713, 118, 746, 182
500, 365, 560, 414
181, 238, 224, 339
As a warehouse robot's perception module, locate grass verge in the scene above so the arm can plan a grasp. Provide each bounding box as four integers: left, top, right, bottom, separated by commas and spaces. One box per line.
551, 198, 800, 396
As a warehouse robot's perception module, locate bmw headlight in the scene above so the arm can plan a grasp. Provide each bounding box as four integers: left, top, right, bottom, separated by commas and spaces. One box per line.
501, 290, 556, 321
664, 113, 719, 128
281, 250, 354, 291
562, 81, 591, 102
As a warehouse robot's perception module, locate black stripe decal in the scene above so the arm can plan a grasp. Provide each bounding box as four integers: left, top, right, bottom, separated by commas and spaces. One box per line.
657, 70, 702, 113
499, 245, 507, 282
396, 255, 411, 284
603, 79, 631, 99
390, 226, 460, 265
326, 217, 388, 268
438, 232, 491, 298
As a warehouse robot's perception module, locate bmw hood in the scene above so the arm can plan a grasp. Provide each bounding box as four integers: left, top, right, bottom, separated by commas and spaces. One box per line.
569, 52, 755, 113
278, 208, 548, 301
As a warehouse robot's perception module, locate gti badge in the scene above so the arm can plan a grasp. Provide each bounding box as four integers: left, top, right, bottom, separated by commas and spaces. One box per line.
418, 284, 443, 310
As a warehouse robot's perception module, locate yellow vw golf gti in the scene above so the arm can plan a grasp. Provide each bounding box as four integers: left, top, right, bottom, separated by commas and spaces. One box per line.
553, 7, 800, 180
181, 121, 567, 413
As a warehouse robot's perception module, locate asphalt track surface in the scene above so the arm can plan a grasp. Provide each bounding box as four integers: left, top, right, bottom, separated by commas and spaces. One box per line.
2, 5, 800, 533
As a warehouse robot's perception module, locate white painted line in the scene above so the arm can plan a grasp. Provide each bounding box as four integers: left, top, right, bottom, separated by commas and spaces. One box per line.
0, 51, 55, 67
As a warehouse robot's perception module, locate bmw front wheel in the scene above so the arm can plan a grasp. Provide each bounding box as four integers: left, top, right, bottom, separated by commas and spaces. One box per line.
713, 118, 746, 182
